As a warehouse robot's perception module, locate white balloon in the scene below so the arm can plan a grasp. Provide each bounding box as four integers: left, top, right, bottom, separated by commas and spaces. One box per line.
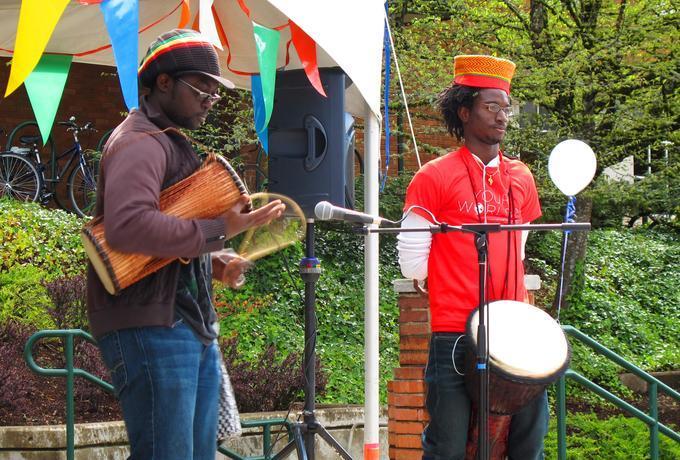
548, 139, 597, 196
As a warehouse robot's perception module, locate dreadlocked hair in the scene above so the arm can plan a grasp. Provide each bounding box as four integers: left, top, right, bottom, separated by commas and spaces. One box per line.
437, 84, 480, 141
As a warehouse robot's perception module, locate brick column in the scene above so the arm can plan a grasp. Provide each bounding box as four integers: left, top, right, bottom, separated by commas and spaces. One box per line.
387, 276, 541, 459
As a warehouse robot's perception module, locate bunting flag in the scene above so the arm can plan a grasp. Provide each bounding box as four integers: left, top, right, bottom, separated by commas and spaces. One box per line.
289, 21, 326, 97
24, 54, 73, 145
252, 22, 280, 132
100, 0, 139, 110
4, 0, 70, 97
251, 74, 268, 153
178, 0, 191, 28
199, 0, 223, 49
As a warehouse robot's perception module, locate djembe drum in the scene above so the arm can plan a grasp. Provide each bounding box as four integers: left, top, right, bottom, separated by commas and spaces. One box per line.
82, 154, 248, 295
464, 300, 571, 459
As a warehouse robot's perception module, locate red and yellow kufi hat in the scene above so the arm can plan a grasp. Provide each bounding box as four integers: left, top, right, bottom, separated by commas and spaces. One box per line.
453, 55, 516, 94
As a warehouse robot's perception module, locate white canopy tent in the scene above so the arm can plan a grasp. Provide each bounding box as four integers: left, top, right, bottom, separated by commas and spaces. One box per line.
0, 0, 385, 456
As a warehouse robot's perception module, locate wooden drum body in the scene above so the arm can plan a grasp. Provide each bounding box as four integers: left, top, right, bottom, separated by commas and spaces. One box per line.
81, 155, 247, 295
465, 300, 571, 415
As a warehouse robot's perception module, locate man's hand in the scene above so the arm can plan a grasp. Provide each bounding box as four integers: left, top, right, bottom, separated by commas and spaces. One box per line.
211, 248, 252, 289
222, 195, 286, 240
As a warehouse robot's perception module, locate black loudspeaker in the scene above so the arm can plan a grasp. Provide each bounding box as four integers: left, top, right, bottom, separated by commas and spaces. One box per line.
267, 68, 355, 217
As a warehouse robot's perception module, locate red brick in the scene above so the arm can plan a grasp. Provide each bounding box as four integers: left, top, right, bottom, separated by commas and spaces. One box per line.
390, 447, 423, 460
389, 380, 425, 394
388, 407, 418, 421
391, 421, 425, 435
400, 309, 430, 323
398, 295, 429, 311
393, 366, 425, 380
400, 335, 430, 352
399, 351, 429, 366
389, 393, 426, 408
394, 434, 422, 449
400, 322, 431, 336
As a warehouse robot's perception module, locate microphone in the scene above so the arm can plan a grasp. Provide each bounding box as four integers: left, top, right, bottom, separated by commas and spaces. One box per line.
314, 201, 397, 227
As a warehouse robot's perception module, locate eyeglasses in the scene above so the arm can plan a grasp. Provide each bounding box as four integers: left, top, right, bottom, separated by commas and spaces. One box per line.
483, 103, 514, 117
177, 78, 221, 105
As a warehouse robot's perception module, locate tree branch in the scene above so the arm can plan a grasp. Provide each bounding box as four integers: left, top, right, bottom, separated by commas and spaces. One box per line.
500, 0, 530, 31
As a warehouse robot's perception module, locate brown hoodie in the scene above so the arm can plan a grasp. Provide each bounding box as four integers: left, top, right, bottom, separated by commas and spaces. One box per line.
86, 97, 226, 338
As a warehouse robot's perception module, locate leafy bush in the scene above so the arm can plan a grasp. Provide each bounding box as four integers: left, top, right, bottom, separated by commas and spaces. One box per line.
0, 199, 87, 278
216, 189, 402, 405
544, 413, 680, 460
0, 265, 55, 329
0, 321, 38, 419
221, 336, 326, 413
43, 275, 89, 330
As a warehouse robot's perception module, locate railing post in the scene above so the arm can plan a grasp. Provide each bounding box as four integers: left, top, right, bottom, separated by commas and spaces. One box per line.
263, 424, 272, 459
556, 375, 567, 460
649, 381, 659, 460
65, 333, 75, 460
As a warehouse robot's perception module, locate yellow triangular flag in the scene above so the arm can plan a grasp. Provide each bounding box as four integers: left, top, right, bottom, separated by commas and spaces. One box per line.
5, 0, 70, 97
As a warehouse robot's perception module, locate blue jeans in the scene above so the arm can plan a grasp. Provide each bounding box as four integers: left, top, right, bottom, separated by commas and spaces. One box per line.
422, 333, 549, 460
97, 320, 220, 460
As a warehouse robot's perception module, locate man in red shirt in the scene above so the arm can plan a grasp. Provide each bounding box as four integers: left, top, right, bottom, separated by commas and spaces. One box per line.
398, 55, 548, 459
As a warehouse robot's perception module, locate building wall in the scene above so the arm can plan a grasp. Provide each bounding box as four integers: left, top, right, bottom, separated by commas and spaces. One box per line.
0, 58, 127, 153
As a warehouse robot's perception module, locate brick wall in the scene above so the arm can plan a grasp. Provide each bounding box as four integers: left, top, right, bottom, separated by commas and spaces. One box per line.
387, 276, 541, 459
0, 58, 127, 153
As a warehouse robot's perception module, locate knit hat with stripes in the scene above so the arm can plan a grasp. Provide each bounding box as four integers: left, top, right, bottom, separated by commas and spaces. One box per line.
138, 29, 234, 89
453, 55, 516, 94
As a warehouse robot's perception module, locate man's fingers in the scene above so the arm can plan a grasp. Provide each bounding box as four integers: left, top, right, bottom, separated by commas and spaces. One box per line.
250, 201, 285, 223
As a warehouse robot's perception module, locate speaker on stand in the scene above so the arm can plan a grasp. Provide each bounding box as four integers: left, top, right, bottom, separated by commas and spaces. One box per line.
267, 68, 355, 460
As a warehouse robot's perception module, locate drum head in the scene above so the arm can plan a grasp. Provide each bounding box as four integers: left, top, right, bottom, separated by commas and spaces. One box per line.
468, 300, 569, 379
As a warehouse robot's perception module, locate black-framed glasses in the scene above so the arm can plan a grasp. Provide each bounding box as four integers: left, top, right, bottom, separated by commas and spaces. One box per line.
483, 102, 514, 117
177, 78, 221, 105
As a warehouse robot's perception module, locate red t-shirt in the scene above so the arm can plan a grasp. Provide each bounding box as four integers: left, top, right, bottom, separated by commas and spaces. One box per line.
404, 146, 542, 332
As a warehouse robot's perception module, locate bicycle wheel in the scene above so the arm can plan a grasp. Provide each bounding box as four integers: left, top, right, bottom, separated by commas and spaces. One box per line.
0, 153, 42, 202
6, 121, 56, 160
68, 155, 99, 217
96, 128, 114, 152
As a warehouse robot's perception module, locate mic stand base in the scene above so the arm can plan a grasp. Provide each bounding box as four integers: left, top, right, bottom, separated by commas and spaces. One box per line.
274, 221, 352, 460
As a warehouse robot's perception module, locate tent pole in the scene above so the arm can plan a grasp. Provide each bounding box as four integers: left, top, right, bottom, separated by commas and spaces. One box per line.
363, 108, 381, 460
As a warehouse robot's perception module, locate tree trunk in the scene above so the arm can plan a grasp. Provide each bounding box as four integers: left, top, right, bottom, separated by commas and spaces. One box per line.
552, 196, 593, 314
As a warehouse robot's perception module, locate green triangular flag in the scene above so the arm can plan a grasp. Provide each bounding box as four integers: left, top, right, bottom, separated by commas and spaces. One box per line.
252, 22, 280, 130
25, 54, 72, 145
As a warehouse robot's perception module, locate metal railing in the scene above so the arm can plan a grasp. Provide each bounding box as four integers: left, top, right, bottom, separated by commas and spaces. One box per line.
23, 329, 293, 460
556, 325, 680, 460
218, 418, 294, 460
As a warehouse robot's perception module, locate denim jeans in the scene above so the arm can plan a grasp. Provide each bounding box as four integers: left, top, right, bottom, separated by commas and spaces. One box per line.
97, 320, 220, 460
422, 333, 549, 460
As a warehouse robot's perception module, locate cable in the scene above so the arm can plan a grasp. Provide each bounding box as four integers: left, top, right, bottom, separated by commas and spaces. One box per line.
383, 7, 422, 169
381, 0, 392, 191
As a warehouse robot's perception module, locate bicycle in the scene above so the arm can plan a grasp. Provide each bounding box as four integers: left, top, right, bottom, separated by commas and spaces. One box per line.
0, 117, 99, 217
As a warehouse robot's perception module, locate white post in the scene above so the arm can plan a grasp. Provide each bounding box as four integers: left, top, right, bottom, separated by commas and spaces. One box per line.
647, 145, 652, 175
363, 107, 381, 460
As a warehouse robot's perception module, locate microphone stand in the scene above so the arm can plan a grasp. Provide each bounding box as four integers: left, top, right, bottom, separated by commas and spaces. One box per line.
358, 221, 590, 460
273, 220, 353, 460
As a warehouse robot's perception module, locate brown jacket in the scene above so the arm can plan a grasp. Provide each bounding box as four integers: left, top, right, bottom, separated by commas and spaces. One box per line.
87, 98, 226, 338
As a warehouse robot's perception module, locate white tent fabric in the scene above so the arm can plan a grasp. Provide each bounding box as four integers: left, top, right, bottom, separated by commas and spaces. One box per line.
0, 0, 384, 118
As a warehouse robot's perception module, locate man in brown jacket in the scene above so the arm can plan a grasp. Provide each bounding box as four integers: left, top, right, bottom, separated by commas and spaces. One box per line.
87, 29, 284, 460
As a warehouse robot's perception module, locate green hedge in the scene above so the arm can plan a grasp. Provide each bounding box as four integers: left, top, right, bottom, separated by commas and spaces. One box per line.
545, 412, 680, 459
0, 199, 87, 277
0, 199, 87, 327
